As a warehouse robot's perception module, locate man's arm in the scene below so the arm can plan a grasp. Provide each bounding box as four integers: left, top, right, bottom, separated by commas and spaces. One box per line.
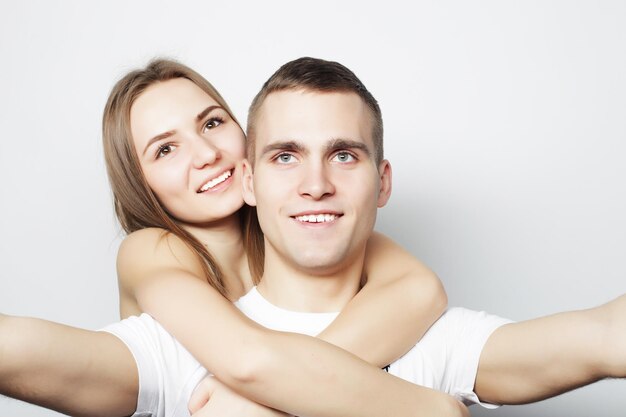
475, 294, 626, 404
0, 314, 138, 417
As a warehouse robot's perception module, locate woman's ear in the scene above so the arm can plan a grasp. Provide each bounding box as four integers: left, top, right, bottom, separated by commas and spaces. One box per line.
242, 159, 257, 206
377, 159, 392, 208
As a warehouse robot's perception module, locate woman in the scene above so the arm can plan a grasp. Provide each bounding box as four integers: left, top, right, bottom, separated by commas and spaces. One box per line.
109, 58, 444, 358
0, 59, 457, 417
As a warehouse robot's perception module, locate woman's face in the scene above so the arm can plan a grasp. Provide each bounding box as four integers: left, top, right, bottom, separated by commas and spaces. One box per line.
130, 78, 246, 225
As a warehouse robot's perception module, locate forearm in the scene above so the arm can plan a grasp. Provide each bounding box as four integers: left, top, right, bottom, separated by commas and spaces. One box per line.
238, 330, 468, 417
0, 314, 137, 417
189, 376, 291, 417
318, 272, 446, 367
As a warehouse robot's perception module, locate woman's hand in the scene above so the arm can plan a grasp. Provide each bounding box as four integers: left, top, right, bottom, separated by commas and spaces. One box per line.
189, 375, 291, 417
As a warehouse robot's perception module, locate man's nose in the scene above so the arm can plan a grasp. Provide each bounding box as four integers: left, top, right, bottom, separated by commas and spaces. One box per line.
298, 161, 335, 200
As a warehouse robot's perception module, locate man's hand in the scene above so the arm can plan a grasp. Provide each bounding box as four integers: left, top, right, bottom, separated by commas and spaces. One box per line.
189, 375, 291, 417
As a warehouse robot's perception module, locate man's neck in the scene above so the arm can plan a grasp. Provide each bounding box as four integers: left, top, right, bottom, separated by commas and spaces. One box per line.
257, 245, 365, 313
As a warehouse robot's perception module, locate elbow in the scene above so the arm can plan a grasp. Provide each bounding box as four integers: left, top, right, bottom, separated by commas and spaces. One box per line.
430, 274, 448, 317
224, 348, 267, 386
218, 330, 282, 389
405, 271, 448, 318
441, 396, 470, 417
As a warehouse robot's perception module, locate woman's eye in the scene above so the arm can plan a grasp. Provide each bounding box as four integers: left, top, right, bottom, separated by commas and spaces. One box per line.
332, 152, 355, 163
203, 117, 224, 131
276, 153, 296, 164
157, 144, 177, 158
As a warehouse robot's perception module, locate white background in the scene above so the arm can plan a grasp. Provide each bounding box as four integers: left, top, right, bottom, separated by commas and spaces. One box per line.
1, 1, 625, 416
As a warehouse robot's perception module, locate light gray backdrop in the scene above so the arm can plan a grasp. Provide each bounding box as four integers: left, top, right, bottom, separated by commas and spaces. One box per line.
1, 1, 624, 416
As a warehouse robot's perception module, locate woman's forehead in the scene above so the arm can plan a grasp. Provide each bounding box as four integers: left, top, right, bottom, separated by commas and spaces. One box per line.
130, 78, 219, 147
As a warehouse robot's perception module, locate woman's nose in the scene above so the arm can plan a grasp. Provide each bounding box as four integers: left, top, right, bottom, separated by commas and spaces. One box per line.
192, 137, 221, 169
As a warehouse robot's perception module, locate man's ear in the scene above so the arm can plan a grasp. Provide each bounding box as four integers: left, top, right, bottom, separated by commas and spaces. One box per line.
377, 159, 392, 208
241, 159, 257, 207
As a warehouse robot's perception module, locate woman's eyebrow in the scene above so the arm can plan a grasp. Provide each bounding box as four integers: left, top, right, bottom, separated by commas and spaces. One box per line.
143, 130, 175, 156
196, 105, 223, 121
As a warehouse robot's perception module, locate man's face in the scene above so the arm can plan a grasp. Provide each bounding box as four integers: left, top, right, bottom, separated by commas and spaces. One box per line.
244, 89, 391, 276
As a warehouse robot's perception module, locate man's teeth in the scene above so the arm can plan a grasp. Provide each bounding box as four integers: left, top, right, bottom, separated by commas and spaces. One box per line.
295, 214, 338, 223
200, 170, 232, 192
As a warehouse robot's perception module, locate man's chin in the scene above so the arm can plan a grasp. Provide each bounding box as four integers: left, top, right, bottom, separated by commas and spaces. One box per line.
289, 253, 347, 276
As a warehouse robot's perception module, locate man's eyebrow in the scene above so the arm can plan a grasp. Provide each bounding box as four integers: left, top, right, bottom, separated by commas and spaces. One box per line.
142, 130, 175, 156
325, 138, 371, 157
260, 140, 307, 157
196, 105, 223, 122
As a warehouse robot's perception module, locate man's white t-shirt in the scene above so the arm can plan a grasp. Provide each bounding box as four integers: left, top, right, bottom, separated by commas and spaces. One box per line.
102, 287, 511, 417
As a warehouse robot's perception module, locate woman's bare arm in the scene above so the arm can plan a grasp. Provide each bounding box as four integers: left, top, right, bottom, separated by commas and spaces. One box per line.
119, 228, 466, 417
318, 231, 447, 367
0, 314, 137, 417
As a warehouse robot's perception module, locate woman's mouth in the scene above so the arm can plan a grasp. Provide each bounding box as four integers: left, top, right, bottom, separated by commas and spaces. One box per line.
198, 169, 233, 193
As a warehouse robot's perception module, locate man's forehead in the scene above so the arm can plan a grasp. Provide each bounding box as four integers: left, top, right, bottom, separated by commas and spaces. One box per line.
253, 89, 375, 156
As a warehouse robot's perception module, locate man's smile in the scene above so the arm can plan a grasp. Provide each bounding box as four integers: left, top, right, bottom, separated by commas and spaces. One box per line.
294, 213, 341, 223
291, 210, 343, 225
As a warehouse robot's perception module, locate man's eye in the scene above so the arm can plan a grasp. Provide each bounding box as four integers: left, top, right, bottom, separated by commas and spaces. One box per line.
332, 152, 355, 163
157, 144, 177, 158
203, 117, 224, 131
276, 153, 296, 164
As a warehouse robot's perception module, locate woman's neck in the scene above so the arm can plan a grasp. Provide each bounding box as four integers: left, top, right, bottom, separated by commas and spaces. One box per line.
182, 213, 253, 300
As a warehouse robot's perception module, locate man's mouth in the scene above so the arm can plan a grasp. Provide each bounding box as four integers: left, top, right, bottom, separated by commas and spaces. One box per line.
293, 213, 341, 223
198, 169, 233, 193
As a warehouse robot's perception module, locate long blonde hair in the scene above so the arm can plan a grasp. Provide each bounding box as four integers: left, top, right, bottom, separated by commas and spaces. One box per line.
102, 59, 263, 296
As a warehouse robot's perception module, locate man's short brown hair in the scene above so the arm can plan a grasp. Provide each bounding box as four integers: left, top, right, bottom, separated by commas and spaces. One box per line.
247, 57, 383, 165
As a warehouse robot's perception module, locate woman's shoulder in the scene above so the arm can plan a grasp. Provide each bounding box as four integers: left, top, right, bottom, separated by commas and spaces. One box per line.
118, 227, 203, 275
120, 227, 189, 254
117, 228, 205, 315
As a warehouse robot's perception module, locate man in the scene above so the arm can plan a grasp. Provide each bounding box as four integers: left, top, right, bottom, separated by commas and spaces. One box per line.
2, 57, 625, 417
107, 57, 626, 415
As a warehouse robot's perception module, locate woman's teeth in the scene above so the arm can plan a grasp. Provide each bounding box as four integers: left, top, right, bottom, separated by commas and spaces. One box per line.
199, 170, 232, 192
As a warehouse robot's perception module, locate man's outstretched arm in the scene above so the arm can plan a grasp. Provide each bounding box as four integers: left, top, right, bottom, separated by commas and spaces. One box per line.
475, 294, 626, 404
0, 314, 138, 417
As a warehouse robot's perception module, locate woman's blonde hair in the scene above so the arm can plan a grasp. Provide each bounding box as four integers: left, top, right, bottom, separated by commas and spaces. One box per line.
102, 59, 263, 296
